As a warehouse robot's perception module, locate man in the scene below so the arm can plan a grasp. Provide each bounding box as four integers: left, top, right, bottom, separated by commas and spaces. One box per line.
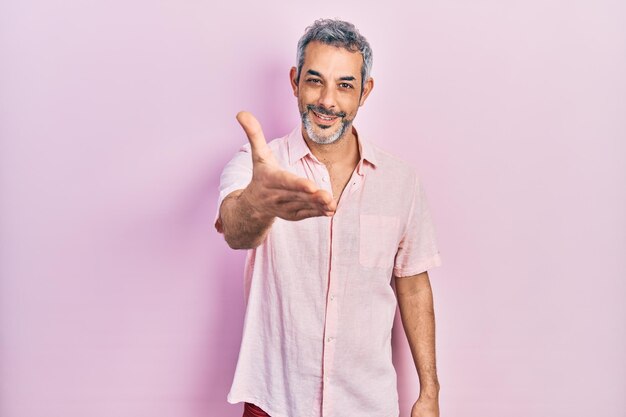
216, 19, 442, 417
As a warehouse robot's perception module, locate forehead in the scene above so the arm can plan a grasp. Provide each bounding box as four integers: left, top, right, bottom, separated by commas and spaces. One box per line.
302, 41, 363, 81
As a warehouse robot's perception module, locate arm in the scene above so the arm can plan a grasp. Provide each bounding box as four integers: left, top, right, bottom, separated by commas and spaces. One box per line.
218, 189, 275, 249
217, 112, 336, 249
395, 271, 440, 417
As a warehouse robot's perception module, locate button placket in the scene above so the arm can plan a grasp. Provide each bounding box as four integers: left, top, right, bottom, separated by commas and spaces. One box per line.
321, 204, 341, 416
319, 166, 332, 194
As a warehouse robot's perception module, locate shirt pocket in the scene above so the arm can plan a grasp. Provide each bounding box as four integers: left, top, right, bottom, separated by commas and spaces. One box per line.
359, 215, 401, 269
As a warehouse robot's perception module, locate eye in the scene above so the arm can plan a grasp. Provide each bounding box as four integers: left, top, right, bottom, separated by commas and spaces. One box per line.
339, 82, 354, 89
306, 78, 322, 84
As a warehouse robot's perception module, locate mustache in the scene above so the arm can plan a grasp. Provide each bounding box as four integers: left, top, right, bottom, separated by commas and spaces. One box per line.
307, 104, 346, 118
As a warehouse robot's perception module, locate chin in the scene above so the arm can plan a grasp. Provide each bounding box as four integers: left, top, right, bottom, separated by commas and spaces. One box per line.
309, 123, 345, 144
303, 114, 350, 145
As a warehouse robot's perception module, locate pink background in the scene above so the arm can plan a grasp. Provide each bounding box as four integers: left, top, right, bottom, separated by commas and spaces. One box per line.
1, 1, 625, 416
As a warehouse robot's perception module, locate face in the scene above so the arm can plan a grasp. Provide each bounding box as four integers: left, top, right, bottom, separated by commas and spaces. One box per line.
290, 41, 374, 145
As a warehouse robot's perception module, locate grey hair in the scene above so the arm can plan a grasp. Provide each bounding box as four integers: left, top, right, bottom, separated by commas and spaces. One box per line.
295, 19, 373, 91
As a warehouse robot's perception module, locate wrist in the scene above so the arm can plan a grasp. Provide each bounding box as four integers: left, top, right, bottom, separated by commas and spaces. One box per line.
239, 186, 274, 223
419, 382, 440, 400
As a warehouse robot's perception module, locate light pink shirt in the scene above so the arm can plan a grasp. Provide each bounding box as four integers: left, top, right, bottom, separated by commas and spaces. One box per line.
215, 126, 442, 417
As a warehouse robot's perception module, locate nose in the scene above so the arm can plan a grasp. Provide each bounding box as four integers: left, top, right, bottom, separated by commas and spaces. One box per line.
317, 85, 336, 110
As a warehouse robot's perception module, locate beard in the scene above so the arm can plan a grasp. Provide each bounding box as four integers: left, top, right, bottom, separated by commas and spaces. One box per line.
301, 104, 352, 145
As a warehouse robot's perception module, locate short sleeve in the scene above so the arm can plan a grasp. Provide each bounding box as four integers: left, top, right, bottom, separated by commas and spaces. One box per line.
214, 143, 253, 233
393, 175, 442, 277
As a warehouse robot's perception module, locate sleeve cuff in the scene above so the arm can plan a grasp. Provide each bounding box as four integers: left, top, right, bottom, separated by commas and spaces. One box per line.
393, 252, 442, 278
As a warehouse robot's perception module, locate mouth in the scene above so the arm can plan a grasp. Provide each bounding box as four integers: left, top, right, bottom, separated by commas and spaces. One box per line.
311, 109, 339, 126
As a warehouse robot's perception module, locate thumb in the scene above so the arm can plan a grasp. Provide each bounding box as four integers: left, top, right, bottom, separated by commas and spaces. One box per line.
236, 111, 269, 160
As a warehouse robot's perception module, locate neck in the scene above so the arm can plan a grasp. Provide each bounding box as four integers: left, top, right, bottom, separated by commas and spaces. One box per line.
302, 126, 361, 168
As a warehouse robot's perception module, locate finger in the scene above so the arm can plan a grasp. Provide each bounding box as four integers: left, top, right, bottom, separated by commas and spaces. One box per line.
269, 189, 325, 205
276, 200, 324, 213
271, 187, 335, 210
285, 208, 331, 221
236, 111, 269, 159
278, 199, 335, 217
294, 209, 325, 221
312, 189, 336, 210
265, 170, 319, 193
269, 196, 334, 219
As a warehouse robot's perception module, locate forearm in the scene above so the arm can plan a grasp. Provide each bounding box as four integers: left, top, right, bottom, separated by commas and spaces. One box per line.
219, 188, 275, 249
397, 281, 440, 398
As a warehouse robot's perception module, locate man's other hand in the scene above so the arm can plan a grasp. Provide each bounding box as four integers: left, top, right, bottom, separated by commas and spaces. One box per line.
411, 396, 439, 417
236, 111, 336, 221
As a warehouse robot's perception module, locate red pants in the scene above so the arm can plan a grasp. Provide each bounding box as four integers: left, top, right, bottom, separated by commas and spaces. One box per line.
242, 402, 271, 417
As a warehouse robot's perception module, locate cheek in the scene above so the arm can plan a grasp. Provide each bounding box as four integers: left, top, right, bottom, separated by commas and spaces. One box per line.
340, 97, 360, 115
299, 88, 319, 103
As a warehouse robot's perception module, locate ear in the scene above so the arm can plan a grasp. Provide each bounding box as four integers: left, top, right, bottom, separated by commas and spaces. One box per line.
359, 77, 374, 106
289, 67, 299, 97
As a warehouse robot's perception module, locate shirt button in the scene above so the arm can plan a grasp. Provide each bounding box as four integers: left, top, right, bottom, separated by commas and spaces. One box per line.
330, 295, 335, 301
327, 336, 334, 342
322, 176, 328, 182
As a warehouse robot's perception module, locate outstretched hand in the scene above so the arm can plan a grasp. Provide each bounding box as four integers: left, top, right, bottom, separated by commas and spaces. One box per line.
236, 111, 336, 221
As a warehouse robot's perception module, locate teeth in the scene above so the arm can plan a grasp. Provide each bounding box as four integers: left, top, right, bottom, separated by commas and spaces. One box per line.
314, 111, 335, 121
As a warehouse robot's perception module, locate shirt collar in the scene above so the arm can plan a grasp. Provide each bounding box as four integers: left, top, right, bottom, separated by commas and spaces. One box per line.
287, 125, 378, 172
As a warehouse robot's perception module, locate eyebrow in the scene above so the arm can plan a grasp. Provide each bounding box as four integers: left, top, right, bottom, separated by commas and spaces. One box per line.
306, 69, 357, 82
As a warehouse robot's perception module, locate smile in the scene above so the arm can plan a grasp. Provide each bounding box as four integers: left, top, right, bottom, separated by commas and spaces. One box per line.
312, 110, 338, 123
